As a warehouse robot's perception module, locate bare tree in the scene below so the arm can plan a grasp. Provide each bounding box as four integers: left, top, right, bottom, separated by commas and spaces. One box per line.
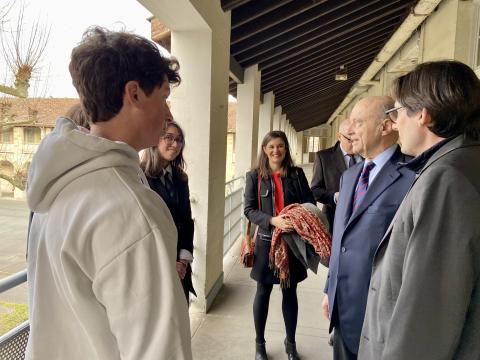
0, 2, 50, 98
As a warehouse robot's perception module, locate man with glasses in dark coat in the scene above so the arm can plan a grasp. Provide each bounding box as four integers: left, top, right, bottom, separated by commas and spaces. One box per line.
311, 119, 361, 232
360, 60, 480, 360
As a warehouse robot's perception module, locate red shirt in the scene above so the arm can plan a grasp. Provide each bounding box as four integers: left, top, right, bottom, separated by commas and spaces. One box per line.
272, 172, 285, 215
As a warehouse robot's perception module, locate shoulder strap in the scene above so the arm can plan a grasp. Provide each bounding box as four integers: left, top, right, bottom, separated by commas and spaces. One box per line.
246, 172, 262, 233
257, 173, 261, 210
295, 168, 304, 203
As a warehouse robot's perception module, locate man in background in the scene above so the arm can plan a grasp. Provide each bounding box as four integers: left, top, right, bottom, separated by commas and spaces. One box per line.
311, 118, 360, 232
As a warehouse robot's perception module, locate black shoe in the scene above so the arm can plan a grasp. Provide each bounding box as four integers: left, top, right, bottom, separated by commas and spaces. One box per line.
255, 341, 269, 360
284, 338, 301, 360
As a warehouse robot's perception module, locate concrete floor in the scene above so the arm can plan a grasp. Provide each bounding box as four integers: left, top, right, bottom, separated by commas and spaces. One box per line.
189, 238, 332, 360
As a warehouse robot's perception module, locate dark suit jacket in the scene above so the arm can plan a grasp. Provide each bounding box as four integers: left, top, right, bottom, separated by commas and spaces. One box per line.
325, 146, 415, 354
311, 142, 347, 231
147, 169, 196, 296
244, 166, 315, 284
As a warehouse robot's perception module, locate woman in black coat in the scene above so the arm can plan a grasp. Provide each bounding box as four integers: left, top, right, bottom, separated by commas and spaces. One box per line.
244, 130, 315, 360
140, 121, 195, 303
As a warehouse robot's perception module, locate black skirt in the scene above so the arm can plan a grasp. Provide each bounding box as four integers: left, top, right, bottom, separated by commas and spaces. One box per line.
250, 236, 307, 285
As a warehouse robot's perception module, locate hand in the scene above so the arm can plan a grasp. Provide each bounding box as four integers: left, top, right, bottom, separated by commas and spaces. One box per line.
176, 261, 187, 280
270, 215, 293, 231
334, 192, 339, 202
322, 294, 330, 320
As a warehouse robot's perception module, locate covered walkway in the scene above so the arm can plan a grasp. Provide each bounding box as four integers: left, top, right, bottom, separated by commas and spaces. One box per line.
190, 164, 333, 359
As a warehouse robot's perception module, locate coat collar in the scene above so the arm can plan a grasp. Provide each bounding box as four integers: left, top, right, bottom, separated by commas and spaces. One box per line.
374, 134, 480, 257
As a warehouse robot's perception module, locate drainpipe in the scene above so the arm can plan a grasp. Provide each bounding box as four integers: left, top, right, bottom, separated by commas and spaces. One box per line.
327, 0, 443, 124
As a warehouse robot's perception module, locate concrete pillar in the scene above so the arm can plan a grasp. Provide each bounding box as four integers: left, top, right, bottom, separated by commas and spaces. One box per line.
258, 91, 274, 151
272, 106, 282, 130
235, 64, 261, 178
280, 114, 287, 132
296, 131, 304, 164
140, 0, 230, 312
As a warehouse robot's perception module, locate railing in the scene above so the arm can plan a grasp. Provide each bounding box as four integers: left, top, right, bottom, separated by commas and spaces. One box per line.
224, 176, 245, 255
0, 177, 248, 358
0, 270, 29, 360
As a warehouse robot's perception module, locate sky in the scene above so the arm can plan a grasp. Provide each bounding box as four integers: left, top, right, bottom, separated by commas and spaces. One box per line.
0, 0, 155, 98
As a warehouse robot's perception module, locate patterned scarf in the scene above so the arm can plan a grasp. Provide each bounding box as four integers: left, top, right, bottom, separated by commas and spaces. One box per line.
269, 203, 331, 288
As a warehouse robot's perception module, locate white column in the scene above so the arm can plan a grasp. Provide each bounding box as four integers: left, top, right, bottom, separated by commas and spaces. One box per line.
280, 114, 287, 132
141, 0, 230, 312
272, 106, 282, 130
235, 64, 261, 178
258, 91, 274, 152
296, 131, 304, 164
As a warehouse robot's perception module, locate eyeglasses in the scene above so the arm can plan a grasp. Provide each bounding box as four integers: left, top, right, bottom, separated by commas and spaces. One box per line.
162, 133, 184, 146
384, 106, 405, 121
339, 133, 352, 142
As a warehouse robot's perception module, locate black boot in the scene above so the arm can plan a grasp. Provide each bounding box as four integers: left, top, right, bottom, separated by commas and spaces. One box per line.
255, 341, 268, 360
284, 338, 300, 360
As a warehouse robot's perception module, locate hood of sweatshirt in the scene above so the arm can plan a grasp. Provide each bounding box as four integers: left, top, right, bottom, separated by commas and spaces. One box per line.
27, 117, 142, 213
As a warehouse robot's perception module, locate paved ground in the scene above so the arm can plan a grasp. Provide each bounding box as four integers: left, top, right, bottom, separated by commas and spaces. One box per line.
0, 198, 29, 304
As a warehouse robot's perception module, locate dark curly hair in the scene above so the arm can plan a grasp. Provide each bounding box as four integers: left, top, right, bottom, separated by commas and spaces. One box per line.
69, 26, 180, 123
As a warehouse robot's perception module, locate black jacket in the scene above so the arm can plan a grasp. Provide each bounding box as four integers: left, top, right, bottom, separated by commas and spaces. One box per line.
147, 169, 196, 296
310, 142, 348, 231
244, 166, 315, 284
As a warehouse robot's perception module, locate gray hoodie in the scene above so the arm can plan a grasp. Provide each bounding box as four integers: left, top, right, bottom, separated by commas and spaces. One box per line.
26, 117, 192, 360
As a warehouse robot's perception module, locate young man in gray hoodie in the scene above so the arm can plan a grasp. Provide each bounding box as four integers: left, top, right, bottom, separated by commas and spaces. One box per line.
25, 27, 192, 360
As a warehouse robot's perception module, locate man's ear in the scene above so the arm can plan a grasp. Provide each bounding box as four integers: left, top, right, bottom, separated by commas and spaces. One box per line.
124, 81, 140, 105
380, 117, 394, 136
418, 108, 432, 127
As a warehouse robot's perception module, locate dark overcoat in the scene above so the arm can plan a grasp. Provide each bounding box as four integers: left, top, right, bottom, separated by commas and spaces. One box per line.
147, 169, 196, 297
244, 166, 315, 284
359, 135, 480, 360
311, 141, 347, 230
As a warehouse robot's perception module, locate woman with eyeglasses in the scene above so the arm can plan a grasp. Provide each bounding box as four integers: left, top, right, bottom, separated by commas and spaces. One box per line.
244, 130, 315, 360
140, 121, 196, 303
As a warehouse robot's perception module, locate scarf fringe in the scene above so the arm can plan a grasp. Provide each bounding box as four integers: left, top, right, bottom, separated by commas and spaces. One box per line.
269, 258, 291, 289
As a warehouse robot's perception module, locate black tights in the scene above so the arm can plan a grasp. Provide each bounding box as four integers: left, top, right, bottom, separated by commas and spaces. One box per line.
253, 282, 298, 344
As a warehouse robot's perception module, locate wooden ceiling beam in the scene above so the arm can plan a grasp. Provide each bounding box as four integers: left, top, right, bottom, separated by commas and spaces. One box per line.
238, 1, 408, 66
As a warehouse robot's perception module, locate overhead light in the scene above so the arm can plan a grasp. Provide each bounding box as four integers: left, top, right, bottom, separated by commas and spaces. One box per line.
335, 65, 348, 81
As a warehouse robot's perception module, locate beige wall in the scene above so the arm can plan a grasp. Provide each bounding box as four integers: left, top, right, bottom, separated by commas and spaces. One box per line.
323, 0, 478, 147
0, 126, 51, 198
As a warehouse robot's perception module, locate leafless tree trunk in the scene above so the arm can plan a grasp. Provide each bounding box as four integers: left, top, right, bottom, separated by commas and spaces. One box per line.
0, 2, 50, 98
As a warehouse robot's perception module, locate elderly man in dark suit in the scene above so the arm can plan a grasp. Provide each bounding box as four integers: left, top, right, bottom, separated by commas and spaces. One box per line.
359, 61, 480, 360
322, 96, 415, 360
311, 119, 360, 231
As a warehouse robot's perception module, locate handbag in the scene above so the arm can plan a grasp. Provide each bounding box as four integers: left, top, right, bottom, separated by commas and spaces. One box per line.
240, 221, 257, 267
240, 174, 262, 268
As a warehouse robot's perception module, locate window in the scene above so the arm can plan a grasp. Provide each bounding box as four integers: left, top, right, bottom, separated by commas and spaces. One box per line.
307, 136, 320, 152
0, 128, 14, 144
24, 127, 41, 144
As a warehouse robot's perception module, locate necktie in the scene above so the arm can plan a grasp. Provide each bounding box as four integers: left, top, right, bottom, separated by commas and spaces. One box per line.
352, 162, 376, 212
163, 171, 175, 199
348, 155, 356, 168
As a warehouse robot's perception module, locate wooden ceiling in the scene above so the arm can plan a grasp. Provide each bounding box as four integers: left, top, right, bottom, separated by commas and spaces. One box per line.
221, 0, 417, 131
